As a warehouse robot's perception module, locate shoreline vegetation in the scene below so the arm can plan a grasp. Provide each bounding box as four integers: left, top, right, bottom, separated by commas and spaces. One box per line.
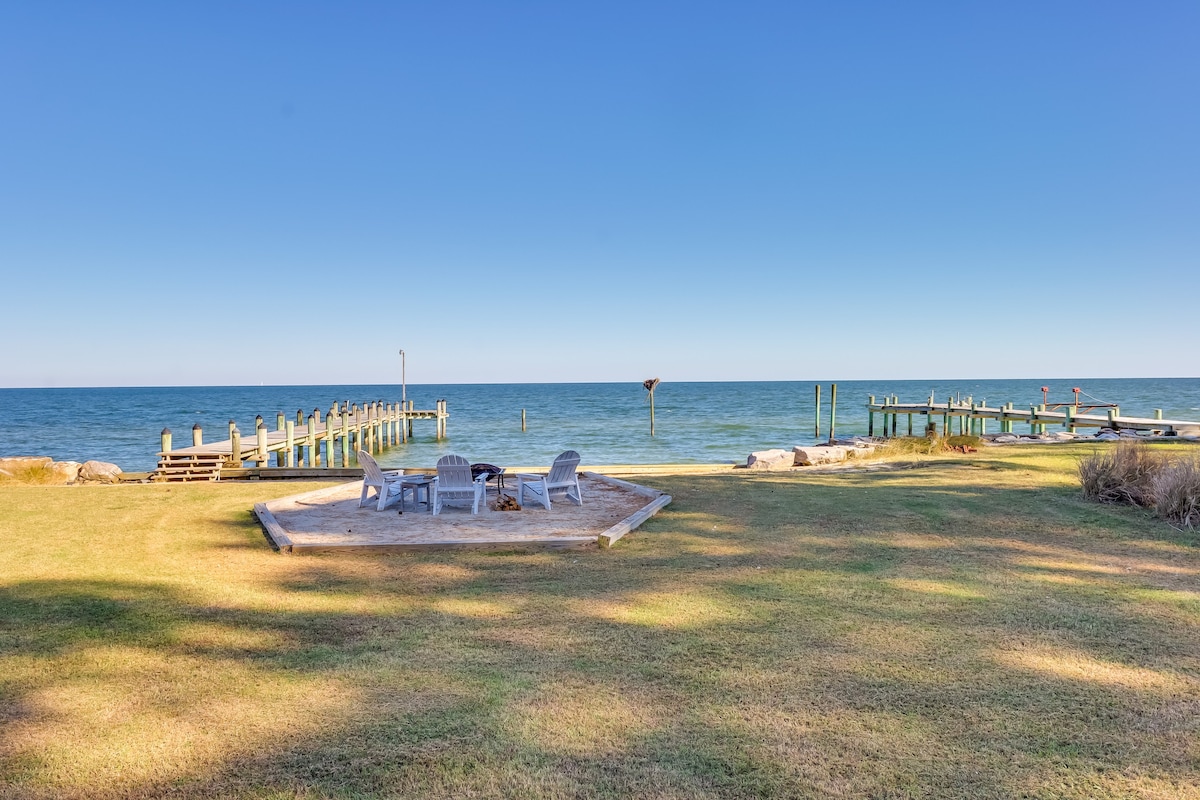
2, 442, 1198, 797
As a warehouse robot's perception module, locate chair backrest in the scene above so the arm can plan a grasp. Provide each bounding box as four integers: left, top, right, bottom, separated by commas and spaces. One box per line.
358, 450, 384, 484
436, 454, 473, 487
547, 450, 581, 483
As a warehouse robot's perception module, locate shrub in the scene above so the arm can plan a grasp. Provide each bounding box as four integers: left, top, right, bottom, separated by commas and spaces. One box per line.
874, 434, 984, 459
1077, 440, 1165, 507
1151, 454, 1200, 528
0, 463, 59, 485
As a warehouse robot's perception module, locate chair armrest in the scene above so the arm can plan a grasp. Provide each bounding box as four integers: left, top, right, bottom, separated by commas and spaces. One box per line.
514, 473, 544, 480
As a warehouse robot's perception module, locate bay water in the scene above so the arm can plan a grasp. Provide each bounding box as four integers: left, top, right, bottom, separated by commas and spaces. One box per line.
1, 378, 1198, 473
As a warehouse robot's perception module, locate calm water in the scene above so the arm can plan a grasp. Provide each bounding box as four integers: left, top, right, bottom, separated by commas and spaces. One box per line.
2, 379, 1198, 472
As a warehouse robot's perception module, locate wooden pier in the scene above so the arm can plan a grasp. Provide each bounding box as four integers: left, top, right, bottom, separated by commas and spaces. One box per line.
156, 399, 449, 482
866, 394, 1200, 439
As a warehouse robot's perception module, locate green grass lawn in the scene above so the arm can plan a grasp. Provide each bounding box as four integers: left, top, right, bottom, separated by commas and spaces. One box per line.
2, 444, 1198, 799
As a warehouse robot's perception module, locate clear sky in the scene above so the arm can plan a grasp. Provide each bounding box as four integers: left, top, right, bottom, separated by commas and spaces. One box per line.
2, 2, 1197, 387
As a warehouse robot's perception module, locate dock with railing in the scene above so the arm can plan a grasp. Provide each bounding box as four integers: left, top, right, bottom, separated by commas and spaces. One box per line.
155, 399, 449, 481
866, 394, 1200, 438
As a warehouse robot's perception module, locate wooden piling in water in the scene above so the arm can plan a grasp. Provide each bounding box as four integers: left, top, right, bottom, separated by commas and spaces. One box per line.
340, 410, 350, 467
256, 422, 268, 465
828, 383, 837, 443
285, 420, 296, 468
325, 412, 336, 466
815, 385, 822, 439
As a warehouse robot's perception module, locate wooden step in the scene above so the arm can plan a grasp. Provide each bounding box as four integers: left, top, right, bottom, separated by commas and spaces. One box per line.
156, 452, 224, 482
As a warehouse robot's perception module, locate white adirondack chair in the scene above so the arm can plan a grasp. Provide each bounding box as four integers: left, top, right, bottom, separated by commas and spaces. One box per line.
358, 450, 410, 511
432, 454, 487, 515
516, 450, 582, 510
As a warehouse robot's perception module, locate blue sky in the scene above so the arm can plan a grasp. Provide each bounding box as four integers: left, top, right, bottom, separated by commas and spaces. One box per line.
2, 2, 1196, 387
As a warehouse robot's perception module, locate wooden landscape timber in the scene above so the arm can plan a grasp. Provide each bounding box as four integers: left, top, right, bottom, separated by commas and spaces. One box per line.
866, 394, 1200, 439
155, 398, 449, 482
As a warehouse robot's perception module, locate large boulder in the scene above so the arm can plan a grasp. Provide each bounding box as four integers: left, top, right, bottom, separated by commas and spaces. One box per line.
49, 461, 82, 484
793, 445, 851, 466
0, 456, 53, 473
80, 460, 122, 483
746, 449, 795, 470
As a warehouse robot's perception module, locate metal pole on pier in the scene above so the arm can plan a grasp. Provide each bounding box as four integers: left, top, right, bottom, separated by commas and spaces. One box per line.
399, 349, 406, 407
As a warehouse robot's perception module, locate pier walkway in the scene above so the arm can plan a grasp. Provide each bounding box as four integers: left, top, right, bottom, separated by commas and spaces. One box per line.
156, 399, 448, 481
867, 395, 1200, 438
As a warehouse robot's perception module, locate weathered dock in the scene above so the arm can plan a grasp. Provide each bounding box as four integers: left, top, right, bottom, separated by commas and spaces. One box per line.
866, 394, 1200, 439
156, 399, 449, 481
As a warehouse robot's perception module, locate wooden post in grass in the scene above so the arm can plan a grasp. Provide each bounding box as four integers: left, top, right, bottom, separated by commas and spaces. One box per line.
230, 427, 241, 467
192, 424, 203, 447
160, 428, 171, 454
828, 383, 837, 443
945, 397, 952, 440
643, 378, 660, 437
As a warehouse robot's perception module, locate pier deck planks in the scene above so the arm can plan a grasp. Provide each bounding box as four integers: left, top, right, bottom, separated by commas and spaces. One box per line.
868, 402, 1199, 433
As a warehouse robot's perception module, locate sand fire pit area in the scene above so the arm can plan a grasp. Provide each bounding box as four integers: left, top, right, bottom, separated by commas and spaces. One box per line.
254, 472, 671, 553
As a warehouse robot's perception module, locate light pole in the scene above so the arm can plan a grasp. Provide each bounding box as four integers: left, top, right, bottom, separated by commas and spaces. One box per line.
399, 349, 406, 406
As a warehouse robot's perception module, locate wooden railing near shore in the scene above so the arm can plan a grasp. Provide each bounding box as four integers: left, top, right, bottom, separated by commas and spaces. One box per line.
155, 399, 449, 481
866, 394, 1200, 439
